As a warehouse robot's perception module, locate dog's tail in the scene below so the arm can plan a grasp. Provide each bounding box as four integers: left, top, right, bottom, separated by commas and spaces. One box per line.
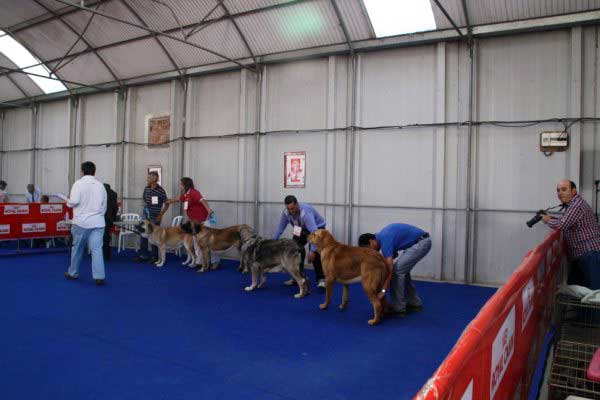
181, 221, 202, 234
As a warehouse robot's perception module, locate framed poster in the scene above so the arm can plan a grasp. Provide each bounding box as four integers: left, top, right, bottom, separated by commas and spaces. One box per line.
148, 115, 170, 146
147, 165, 162, 186
284, 152, 306, 188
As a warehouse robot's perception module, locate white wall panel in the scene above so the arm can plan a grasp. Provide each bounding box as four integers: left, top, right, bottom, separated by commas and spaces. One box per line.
37, 100, 69, 148
35, 149, 70, 195
1, 152, 32, 198
81, 92, 118, 145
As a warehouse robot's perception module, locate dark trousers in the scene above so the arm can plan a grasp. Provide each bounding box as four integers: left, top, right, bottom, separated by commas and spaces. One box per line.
138, 217, 159, 260
103, 224, 113, 260
568, 250, 600, 289
293, 227, 325, 282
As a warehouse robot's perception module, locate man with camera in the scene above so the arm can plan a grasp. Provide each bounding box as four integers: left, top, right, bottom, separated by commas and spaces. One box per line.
542, 180, 600, 289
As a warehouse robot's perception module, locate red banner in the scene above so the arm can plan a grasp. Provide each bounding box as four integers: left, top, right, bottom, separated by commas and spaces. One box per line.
415, 230, 564, 400
0, 203, 73, 240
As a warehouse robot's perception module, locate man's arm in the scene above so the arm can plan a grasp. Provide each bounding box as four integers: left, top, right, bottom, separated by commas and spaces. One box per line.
382, 257, 394, 292
303, 211, 319, 253
66, 182, 80, 208
156, 189, 169, 224
272, 212, 288, 240
543, 202, 582, 230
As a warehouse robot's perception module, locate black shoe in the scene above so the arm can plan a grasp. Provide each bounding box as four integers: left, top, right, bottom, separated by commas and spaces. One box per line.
407, 304, 423, 312
383, 308, 406, 317
64, 272, 78, 281
95, 279, 105, 286
133, 256, 150, 263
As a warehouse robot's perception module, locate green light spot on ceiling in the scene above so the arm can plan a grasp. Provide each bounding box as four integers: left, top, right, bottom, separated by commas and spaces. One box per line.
279, 7, 325, 40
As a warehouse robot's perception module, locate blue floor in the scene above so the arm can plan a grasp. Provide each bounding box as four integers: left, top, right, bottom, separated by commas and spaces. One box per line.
0, 249, 495, 400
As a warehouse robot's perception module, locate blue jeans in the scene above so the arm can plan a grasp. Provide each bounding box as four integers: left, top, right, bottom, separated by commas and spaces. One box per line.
68, 225, 105, 280
389, 238, 432, 312
569, 251, 600, 290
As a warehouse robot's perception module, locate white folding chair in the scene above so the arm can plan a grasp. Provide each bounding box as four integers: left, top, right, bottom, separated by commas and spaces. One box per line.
171, 215, 184, 256
118, 213, 141, 253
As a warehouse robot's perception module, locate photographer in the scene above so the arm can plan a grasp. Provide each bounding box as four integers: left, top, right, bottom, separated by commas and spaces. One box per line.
542, 180, 600, 289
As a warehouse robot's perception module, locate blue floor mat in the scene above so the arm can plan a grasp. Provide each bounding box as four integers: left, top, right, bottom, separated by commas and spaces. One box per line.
0, 249, 495, 400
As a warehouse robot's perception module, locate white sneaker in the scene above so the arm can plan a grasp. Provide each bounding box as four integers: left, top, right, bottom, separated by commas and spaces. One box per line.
317, 280, 326, 289
283, 278, 295, 286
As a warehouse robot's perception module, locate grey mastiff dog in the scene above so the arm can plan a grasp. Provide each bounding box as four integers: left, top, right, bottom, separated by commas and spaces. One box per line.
239, 226, 309, 298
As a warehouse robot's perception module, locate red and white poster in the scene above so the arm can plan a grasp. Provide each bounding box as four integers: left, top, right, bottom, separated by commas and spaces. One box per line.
41, 204, 63, 214
284, 151, 306, 188
56, 221, 70, 232
4, 205, 29, 215
0, 224, 9, 235
22, 223, 46, 233
490, 306, 516, 399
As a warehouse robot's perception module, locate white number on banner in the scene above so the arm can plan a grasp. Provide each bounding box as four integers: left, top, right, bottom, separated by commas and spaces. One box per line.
40, 204, 63, 214
460, 380, 473, 400
4, 205, 29, 215
0, 224, 9, 234
522, 279, 535, 332
22, 223, 46, 233
490, 306, 516, 399
293, 226, 302, 237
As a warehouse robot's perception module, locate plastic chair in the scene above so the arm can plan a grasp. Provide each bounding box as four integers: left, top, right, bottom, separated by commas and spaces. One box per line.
118, 213, 140, 253
171, 215, 184, 256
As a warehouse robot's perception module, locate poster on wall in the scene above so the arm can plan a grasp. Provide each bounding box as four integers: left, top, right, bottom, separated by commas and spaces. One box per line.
147, 165, 162, 186
284, 152, 306, 188
148, 115, 171, 146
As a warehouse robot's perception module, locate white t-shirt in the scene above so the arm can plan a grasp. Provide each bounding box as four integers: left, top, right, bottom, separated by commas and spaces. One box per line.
0, 190, 8, 203
67, 175, 107, 229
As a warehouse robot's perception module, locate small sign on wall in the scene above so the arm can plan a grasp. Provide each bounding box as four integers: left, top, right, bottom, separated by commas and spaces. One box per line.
147, 165, 162, 186
147, 115, 171, 146
284, 151, 306, 188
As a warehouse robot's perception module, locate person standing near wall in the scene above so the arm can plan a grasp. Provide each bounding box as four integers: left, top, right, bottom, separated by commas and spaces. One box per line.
542, 180, 600, 289
166, 177, 218, 268
103, 183, 119, 261
134, 172, 169, 264
63, 161, 107, 286
25, 184, 41, 203
273, 195, 327, 290
0, 181, 10, 203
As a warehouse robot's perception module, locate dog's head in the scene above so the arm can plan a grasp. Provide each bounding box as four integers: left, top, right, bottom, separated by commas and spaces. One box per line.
239, 225, 257, 243
307, 229, 333, 249
135, 220, 153, 237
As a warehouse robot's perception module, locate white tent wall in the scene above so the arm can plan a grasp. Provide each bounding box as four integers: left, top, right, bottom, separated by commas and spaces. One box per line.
1, 25, 600, 286
1, 107, 34, 202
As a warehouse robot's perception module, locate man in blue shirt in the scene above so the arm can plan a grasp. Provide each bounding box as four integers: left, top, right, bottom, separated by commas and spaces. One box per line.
359, 223, 431, 316
273, 195, 326, 289
25, 184, 42, 203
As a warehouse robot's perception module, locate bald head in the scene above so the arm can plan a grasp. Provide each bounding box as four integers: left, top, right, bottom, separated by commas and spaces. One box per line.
557, 180, 577, 204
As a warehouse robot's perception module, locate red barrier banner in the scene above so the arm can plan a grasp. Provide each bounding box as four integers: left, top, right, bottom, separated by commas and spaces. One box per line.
0, 203, 73, 240
415, 230, 564, 400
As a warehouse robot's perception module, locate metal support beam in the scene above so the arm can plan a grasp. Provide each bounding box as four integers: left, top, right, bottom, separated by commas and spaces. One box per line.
5, 74, 29, 98
329, 0, 354, 54
52, 0, 257, 72
432, 0, 465, 38
0, 65, 103, 90
185, 2, 223, 39
461, 0, 473, 45
32, 0, 122, 86
117, 0, 184, 82
218, 0, 258, 64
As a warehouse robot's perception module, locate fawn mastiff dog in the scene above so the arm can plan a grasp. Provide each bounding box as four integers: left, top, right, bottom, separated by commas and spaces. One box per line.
135, 220, 196, 268
183, 222, 250, 272
308, 229, 388, 325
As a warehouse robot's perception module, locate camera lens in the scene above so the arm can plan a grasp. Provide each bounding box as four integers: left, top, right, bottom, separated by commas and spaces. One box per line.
526, 213, 543, 228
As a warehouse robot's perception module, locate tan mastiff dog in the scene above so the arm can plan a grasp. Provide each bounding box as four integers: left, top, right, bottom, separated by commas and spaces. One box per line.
135, 220, 196, 268
308, 229, 389, 325
186, 223, 250, 273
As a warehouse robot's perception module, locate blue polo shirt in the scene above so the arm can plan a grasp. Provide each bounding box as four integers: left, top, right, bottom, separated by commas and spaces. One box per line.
376, 223, 426, 258
273, 202, 326, 251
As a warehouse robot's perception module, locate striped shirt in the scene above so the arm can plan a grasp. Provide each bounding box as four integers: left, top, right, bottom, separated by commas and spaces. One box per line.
142, 185, 167, 220
546, 194, 600, 259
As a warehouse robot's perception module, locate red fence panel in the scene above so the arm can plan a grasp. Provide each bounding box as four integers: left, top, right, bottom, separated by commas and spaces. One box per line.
415, 230, 563, 400
0, 203, 73, 240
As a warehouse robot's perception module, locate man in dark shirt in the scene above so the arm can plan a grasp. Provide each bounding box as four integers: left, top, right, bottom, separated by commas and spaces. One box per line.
134, 171, 169, 263
103, 183, 119, 261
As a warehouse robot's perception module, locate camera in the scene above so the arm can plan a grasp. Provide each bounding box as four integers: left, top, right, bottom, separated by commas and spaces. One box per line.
526, 210, 547, 228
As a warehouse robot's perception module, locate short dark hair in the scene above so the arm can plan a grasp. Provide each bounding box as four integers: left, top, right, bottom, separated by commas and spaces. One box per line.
570, 180, 577, 190
0, 180, 6, 190
358, 233, 376, 247
40, 195, 50, 203
149, 171, 159, 179
180, 177, 194, 192
81, 161, 96, 176
284, 195, 298, 205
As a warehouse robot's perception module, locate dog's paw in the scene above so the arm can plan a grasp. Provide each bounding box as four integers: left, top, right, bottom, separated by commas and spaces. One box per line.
367, 318, 380, 326
155, 264, 164, 268
294, 292, 305, 299
319, 303, 328, 310
244, 286, 256, 292
339, 303, 347, 310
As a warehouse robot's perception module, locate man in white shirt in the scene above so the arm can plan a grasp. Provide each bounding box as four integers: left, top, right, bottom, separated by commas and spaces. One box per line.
25, 184, 42, 203
0, 180, 9, 203
63, 161, 108, 285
